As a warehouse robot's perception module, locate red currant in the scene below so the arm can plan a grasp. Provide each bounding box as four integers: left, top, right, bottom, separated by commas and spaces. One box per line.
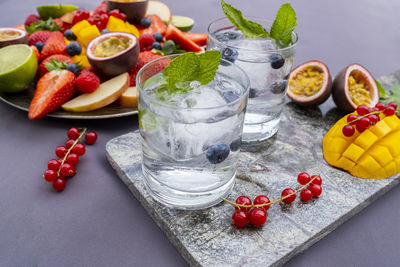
388, 102, 398, 110
297, 172, 311, 185
67, 127, 80, 140
311, 175, 322, 185
372, 107, 380, 112
66, 153, 79, 165
342, 125, 355, 137
346, 114, 358, 125
375, 102, 386, 111
300, 188, 313, 202
43, 170, 57, 182
253, 195, 271, 211
358, 117, 370, 128
384, 106, 396, 116
309, 184, 322, 197
235, 195, 252, 213
248, 208, 267, 226
87, 17, 95, 25
281, 188, 296, 204
356, 105, 370, 116
55, 146, 68, 158
72, 143, 86, 156
118, 12, 127, 21
48, 159, 61, 171
356, 124, 367, 133
65, 139, 75, 149
53, 178, 66, 191
109, 9, 120, 18
367, 114, 379, 125
85, 131, 98, 145
60, 163, 76, 177
232, 210, 248, 228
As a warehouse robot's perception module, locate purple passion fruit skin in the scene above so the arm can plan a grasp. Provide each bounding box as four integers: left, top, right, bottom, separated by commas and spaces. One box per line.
106, 0, 149, 24
87, 32, 139, 77
287, 60, 332, 107
0, 28, 28, 48
332, 63, 379, 113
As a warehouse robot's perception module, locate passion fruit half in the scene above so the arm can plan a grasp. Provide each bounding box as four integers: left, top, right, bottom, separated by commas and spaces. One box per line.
0, 28, 28, 48
332, 64, 379, 113
87, 32, 139, 77
287, 60, 332, 106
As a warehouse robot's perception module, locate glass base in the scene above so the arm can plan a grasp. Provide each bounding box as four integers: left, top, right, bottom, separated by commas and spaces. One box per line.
142, 165, 235, 210
242, 118, 280, 143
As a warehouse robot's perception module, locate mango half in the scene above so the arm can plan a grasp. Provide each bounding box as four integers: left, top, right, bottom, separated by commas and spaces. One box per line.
323, 113, 400, 179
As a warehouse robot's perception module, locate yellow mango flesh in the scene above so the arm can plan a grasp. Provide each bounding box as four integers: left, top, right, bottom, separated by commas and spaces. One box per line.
323, 113, 400, 179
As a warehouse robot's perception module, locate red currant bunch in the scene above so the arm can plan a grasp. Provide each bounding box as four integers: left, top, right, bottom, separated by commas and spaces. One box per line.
342, 102, 398, 137
42, 127, 98, 192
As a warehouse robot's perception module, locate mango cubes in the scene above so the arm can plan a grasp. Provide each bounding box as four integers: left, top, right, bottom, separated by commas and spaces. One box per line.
323, 113, 400, 179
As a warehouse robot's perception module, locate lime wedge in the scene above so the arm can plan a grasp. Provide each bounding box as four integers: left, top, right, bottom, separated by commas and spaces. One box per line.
37, 4, 78, 19
0, 45, 38, 93
171, 16, 194, 32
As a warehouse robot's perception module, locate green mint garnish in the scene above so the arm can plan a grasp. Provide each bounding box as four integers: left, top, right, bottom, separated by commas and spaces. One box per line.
376, 80, 387, 98
376, 80, 400, 115
162, 50, 222, 94
220, 0, 297, 46
270, 3, 298, 46
221, 0, 268, 39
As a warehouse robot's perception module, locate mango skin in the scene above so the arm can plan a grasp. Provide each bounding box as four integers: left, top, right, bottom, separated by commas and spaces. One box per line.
323, 112, 400, 179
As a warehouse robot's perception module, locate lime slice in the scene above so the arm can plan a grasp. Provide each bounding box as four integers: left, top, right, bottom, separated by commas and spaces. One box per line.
37, 4, 78, 20
0, 45, 38, 93
171, 16, 194, 32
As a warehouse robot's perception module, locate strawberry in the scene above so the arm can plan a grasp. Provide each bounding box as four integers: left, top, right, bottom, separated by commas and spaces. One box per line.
40, 31, 67, 60
129, 51, 164, 86
28, 30, 51, 46
140, 15, 167, 36
182, 32, 208, 47
38, 54, 73, 77
28, 70, 76, 120
76, 71, 100, 93
165, 24, 203, 52
25, 14, 40, 27
30, 46, 40, 62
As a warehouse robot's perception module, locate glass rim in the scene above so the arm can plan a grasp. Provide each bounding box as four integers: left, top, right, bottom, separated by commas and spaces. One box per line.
207, 16, 299, 53
136, 54, 250, 111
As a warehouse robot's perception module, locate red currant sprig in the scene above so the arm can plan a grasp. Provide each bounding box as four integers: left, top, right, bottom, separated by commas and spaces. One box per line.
342, 102, 398, 137
224, 172, 323, 228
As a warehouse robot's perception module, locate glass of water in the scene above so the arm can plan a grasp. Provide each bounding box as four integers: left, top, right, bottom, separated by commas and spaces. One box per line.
207, 17, 298, 142
137, 55, 250, 210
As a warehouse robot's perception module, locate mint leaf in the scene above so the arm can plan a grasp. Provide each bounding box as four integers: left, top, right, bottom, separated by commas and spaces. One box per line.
270, 3, 298, 46
196, 50, 222, 85
163, 52, 199, 90
376, 79, 387, 99
221, 0, 268, 39
378, 83, 400, 115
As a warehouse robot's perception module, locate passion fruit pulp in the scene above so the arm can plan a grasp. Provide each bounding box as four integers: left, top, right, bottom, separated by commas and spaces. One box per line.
287, 60, 332, 106
332, 64, 379, 113
0, 28, 28, 48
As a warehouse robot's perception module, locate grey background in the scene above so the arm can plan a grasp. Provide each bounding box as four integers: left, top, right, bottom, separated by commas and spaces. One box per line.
0, 0, 399, 266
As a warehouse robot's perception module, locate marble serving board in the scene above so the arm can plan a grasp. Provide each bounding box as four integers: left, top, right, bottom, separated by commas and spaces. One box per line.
105, 71, 400, 267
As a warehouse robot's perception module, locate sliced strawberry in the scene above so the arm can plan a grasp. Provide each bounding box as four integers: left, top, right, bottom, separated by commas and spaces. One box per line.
128, 51, 170, 86
28, 30, 52, 46
40, 31, 67, 60
28, 70, 76, 120
30, 46, 40, 62
182, 32, 208, 47
38, 54, 73, 77
165, 24, 203, 53
140, 14, 167, 36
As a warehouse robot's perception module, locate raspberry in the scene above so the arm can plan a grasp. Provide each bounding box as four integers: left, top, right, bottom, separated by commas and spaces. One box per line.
76, 71, 100, 93
139, 34, 155, 51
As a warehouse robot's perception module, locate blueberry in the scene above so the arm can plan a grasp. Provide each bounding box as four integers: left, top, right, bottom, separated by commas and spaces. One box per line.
151, 41, 162, 50
66, 42, 82, 56
35, 41, 44, 52
206, 144, 230, 164
220, 47, 238, 64
215, 33, 229, 42
64, 29, 77, 41
229, 138, 241, 152
270, 80, 287, 94
153, 32, 163, 42
140, 17, 152, 28
269, 54, 285, 69
101, 29, 110, 34
249, 88, 257, 98
67, 63, 80, 76
223, 91, 239, 102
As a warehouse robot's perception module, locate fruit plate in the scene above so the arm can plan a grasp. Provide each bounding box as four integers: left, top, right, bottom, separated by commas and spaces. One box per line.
0, 84, 137, 119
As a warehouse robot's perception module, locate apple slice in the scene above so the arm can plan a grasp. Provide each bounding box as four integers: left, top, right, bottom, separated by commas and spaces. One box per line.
61, 11, 75, 24
119, 86, 138, 107
62, 73, 129, 112
146, 0, 172, 24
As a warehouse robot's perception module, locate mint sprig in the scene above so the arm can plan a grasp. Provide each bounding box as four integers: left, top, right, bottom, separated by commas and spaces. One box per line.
220, 1, 297, 46
376, 80, 400, 115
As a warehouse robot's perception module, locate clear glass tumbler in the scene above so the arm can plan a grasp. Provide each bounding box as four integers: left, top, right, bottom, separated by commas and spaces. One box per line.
207, 17, 298, 142
137, 55, 250, 210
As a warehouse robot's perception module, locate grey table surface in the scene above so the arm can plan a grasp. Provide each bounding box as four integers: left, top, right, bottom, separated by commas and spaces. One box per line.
1, 0, 400, 266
